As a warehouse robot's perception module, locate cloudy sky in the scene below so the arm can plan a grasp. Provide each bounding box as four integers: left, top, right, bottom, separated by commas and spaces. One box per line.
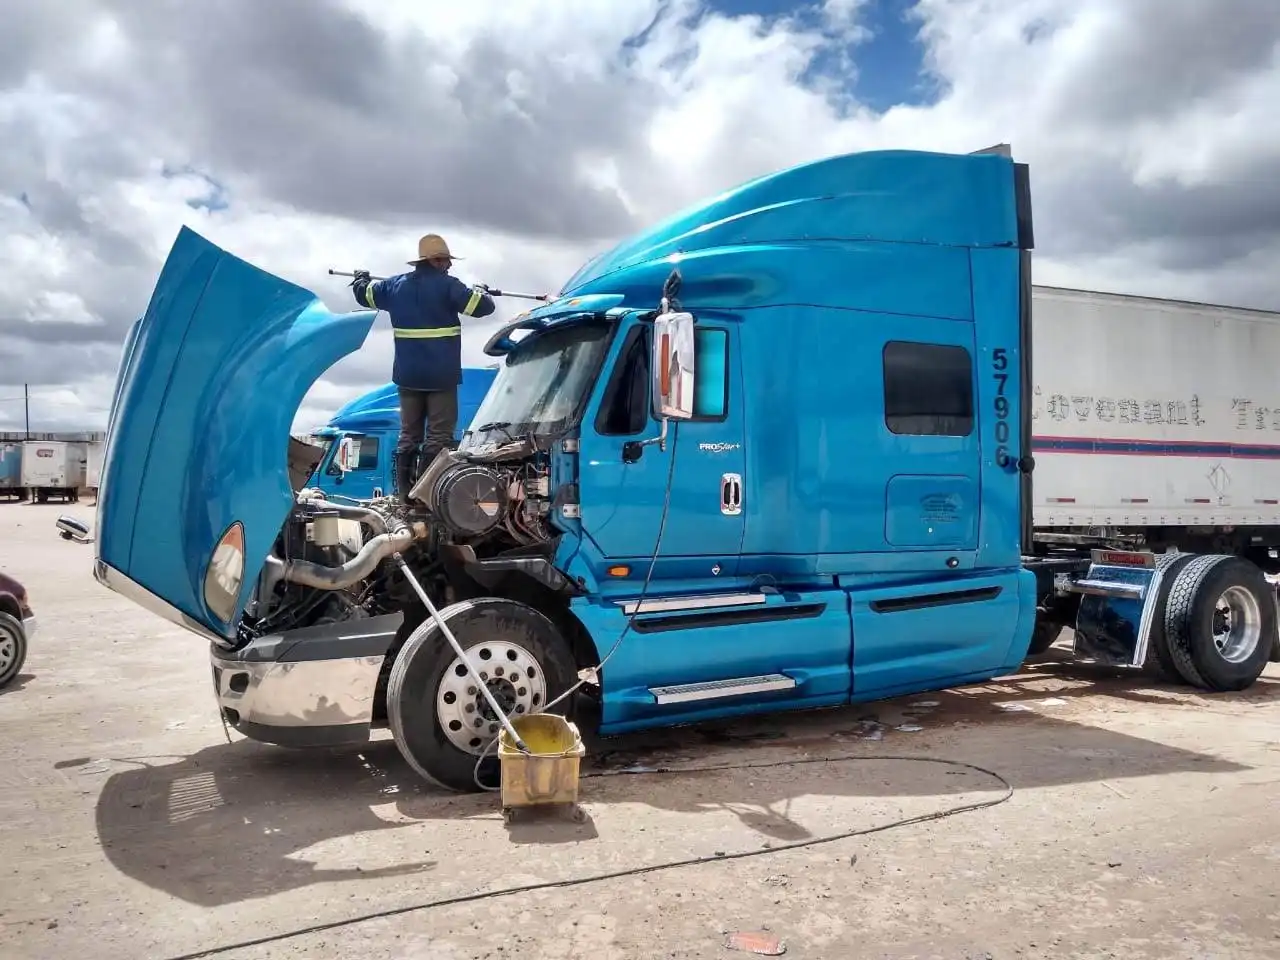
3, 0, 1279, 433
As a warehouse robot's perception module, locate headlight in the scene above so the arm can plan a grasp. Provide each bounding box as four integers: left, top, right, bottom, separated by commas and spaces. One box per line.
204, 522, 245, 623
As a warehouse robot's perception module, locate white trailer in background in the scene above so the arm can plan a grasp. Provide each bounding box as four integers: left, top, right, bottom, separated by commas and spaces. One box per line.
20, 440, 86, 504
1025, 285, 1280, 674
85, 441, 104, 498
1029, 285, 1280, 542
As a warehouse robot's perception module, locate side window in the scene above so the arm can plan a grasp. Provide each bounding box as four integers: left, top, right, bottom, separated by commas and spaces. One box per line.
355, 435, 380, 470
692, 328, 728, 421
595, 323, 732, 434
595, 327, 650, 436
883, 340, 974, 436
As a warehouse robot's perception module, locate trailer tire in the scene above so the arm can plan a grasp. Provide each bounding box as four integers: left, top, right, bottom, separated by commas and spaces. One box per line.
1141, 553, 1198, 684
386, 597, 578, 793
1162, 554, 1274, 692
0, 612, 28, 688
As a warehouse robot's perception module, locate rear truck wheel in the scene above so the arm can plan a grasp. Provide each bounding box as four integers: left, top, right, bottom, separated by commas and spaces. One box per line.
1141, 553, 1199, 684
386, 597, 578, 793
0, 612, 28, 688
1163, 554, 1275, 692
1027, 619, 1062, 655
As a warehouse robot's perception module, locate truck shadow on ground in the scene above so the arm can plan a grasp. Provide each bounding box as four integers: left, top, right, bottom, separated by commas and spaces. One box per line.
85, 663, 1263, 908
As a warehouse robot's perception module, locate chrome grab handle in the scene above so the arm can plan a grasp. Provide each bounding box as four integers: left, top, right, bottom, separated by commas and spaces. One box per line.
721, 473, 742, 516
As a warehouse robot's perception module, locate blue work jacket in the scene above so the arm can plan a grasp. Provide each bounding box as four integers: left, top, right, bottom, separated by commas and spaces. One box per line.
352, 266, 495, 391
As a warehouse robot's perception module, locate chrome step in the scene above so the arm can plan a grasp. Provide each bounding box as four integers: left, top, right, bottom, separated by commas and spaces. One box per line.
649, 673, 796, 705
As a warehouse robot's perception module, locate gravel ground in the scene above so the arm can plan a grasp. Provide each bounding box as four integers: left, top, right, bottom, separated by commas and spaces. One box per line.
1, 501, 1278, 960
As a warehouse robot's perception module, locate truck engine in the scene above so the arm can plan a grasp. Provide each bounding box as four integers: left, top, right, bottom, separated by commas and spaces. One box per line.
236, 437, 561, 646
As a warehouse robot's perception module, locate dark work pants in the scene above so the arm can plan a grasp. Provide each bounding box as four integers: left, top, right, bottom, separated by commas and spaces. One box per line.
397, 386, 458, 497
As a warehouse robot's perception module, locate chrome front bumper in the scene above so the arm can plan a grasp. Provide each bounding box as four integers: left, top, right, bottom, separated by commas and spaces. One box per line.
21, 615, 36, 640
211, 612, 403, 748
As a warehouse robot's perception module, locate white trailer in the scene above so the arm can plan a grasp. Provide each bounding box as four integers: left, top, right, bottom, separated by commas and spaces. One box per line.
1031, 285, 1280, 535
1024, 285, 1280, 681
85, 441, 104, 495
21, 440, 86, 504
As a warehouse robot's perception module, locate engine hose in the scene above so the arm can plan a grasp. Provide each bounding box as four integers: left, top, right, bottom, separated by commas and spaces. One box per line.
472, 419, 683, 791
157, 753, 1013, 960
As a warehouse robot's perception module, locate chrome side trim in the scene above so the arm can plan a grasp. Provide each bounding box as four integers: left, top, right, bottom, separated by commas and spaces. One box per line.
618, 591, 767, 616
649, 673, 796, 705
94, 560, 223, 643
1062, 579, 1143, 599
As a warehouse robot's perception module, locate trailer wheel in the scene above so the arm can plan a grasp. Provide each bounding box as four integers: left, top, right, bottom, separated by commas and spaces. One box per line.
1141, 553, 1198, 684
386, 597, 578, 793
0, 612, 28, 688
1162, 555, 1274, 692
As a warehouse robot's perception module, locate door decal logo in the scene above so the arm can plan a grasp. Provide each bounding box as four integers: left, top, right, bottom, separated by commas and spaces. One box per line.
699, 442, 741, 453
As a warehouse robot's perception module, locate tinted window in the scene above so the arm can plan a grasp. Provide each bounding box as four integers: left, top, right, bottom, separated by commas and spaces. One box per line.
692, 328, 728, 420
883, 341, 974, 436
596, 327, 650, 436
356, 436, 380, 470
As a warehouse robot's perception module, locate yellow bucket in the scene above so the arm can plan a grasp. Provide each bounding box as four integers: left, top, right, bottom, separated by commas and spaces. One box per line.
497, 713, 585, 809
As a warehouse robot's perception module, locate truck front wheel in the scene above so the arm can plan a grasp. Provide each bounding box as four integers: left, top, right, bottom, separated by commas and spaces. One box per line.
1163, 555, 1275, 692
386, 597, 578, 792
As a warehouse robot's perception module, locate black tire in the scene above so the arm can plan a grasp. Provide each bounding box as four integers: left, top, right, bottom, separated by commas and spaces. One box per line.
0, 612, 28, 688
1141, 553, 1199, 684
1163, 554, 1275, 692
386, 597, 577, 792
1027, 620, 1062, 655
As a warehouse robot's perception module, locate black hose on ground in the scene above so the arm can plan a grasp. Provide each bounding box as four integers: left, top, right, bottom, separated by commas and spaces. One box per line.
158, 753, 1014, 960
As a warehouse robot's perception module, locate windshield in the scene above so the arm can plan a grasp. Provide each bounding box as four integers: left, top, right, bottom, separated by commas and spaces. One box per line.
463, 318, 614, 444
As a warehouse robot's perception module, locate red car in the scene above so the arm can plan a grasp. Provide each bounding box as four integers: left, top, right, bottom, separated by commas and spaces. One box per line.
0, 569, 34, 688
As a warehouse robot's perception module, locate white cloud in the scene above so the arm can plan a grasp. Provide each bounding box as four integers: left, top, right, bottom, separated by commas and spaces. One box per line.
2, 0, 1279, 436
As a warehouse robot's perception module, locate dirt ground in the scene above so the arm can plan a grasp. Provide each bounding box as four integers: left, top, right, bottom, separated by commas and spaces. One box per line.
1, 501, 1278, 960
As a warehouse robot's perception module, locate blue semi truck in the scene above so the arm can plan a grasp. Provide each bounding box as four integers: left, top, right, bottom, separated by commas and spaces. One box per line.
303, 369, 498, 501
89, 145, 1279, 792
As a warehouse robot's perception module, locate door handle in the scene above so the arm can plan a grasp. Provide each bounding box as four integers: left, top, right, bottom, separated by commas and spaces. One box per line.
721, 473, 742, 516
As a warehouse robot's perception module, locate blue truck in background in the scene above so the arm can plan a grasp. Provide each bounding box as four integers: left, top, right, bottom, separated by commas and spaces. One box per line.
303, 369, 499, 501
87, 145, 1280, 792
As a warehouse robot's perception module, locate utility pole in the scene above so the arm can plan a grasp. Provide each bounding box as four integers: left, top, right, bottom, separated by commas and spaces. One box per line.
24, 384, 30, 440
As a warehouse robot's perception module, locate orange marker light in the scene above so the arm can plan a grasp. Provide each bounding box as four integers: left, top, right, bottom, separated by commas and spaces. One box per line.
607, 565, 630, 578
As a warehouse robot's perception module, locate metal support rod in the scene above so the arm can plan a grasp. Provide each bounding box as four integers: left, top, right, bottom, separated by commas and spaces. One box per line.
392, 553, 529, 752
327, 269, 550, 302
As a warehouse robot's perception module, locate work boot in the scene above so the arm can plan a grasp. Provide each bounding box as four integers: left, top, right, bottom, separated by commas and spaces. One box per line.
395, 451, 417, 502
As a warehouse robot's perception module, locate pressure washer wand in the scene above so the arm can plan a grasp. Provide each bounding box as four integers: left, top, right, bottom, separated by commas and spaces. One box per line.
328, 269, 551, 302
391, 553, 529, 753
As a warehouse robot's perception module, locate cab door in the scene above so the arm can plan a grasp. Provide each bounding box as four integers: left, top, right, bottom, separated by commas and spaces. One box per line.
577, 315, 746, 585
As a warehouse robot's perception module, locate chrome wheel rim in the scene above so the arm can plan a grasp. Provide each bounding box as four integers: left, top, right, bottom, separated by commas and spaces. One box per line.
0, 629, 16, 675
436, 639, 546, 754
1212, 585, 1262, 664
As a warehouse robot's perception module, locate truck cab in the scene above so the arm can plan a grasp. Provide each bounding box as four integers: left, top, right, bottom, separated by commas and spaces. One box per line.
88, 146, 1078, 792
305, 369, 499, 500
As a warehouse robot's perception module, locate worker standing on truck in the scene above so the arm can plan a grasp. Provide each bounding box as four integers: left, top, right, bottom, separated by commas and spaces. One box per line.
349, 234, 496, 499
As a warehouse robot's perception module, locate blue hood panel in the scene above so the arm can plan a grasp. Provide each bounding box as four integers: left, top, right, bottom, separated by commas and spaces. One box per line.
95, 226, 377, 638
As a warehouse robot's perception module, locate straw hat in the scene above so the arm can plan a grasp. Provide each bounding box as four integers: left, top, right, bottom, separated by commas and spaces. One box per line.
409, 233, 461, 264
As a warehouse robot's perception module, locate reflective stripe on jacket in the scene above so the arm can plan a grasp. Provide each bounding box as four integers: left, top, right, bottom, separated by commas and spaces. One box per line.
351, 265, 496, 391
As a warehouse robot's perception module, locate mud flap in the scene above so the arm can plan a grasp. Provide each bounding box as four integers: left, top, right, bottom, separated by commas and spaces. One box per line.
1066, 550, 1173, 668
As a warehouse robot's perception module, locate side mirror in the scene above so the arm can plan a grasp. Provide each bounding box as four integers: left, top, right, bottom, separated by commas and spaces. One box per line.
55, 514, 94, 544
651, 311, 696, 421
332, 436, 361, 474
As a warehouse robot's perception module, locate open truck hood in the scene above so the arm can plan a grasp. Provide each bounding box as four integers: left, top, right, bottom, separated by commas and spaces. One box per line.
94, 226, 377, 641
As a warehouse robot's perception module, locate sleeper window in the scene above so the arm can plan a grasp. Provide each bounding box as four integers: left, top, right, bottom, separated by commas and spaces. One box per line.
882, 341, 974, 436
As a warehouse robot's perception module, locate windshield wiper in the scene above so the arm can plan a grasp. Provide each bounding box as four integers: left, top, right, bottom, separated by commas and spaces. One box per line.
477, 421, 517, 443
